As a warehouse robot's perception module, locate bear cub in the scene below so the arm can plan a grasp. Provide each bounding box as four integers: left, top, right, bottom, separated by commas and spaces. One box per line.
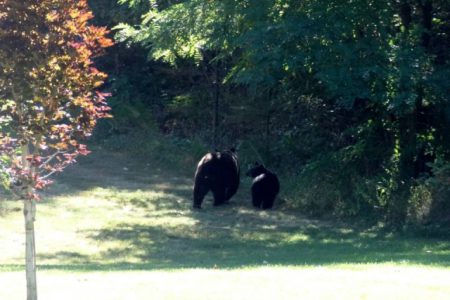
193, 148, 240, 209
246, 162, 279, 209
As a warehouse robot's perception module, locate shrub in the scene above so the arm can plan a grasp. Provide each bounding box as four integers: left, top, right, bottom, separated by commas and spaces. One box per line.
426, 158, 450, 224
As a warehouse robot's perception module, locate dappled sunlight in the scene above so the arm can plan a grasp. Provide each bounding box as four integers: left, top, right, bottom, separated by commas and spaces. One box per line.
284, 233, 310, 243
1, 149, 450, 272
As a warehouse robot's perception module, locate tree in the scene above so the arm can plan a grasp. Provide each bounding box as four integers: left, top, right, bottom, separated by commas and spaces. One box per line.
115, 0, 244, 148
0, 1, 112, 299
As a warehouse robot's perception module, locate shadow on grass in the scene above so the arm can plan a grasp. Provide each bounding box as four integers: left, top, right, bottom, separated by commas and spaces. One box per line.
14, 213, 449, 272
84, 222, 450, 269
4, 222, 450, 272
3, 220, 449, 273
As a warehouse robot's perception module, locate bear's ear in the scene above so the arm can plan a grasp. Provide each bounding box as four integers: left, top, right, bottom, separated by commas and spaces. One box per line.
230, 147, 236, 153
254, 161, 260, 166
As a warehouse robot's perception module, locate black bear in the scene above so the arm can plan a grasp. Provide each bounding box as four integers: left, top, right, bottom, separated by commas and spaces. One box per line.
246, 162, 280, 209
193, 148, 240, 209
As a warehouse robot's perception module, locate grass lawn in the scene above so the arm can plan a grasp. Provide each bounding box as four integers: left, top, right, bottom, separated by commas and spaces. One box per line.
1, 149, 450, 299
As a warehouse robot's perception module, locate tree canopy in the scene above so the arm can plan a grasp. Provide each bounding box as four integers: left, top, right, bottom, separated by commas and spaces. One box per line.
0, 0, 112, 196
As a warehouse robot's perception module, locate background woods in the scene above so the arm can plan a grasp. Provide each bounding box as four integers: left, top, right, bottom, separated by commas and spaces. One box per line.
88, 0, 450, 226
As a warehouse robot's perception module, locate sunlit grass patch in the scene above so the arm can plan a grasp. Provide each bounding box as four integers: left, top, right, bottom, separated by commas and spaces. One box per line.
1, 265, 450, 300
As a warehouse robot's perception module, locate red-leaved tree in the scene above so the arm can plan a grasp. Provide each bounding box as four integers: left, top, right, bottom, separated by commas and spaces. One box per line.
0, 1, 112, 299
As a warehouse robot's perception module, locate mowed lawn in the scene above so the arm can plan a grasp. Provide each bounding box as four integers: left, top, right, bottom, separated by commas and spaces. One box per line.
1, 150, 450, 300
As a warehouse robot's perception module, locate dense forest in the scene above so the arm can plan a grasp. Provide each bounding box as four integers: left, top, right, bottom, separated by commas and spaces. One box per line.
85, 0, 450, 227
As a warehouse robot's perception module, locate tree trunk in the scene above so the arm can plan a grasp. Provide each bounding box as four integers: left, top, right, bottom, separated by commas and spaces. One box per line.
420, 0, 432, 49
390, 110, 417, 227
212, 61, 220, 149
264, 90, 274, 158
21, 142, 38, 300
388, 3, 417, 227
265, 109, 271, 158
24, 199, 37, 300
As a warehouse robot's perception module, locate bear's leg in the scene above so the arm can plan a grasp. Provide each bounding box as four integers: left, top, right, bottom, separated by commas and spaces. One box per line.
261, 196, 275, 209
193, 182, 209, 209
212, 187, 227, 206
225, 179, 239, 201
251, 188, 263, 208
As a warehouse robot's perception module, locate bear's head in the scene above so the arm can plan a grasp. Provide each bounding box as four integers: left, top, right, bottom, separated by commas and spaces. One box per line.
246, 162, 267, 178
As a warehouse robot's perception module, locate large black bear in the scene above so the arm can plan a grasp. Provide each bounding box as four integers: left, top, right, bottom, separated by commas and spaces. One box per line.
193, 148, 240, 209
246, 162, 280, 209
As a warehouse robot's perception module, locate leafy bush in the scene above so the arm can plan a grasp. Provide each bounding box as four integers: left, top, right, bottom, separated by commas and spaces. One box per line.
407, 184, 433, 225
425, 158, 450, 224
280, 133, 395, 220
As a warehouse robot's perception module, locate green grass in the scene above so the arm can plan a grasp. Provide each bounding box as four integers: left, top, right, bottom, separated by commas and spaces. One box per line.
1, 149, 450, 299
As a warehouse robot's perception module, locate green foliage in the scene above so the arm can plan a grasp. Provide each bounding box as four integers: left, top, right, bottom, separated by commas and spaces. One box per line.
284, 144, 383, 218
115, 0, 236, 65
90, 0, 450, 225
0, 155, 11, 191
407, 184, 433, 225
424, 158, 450, 223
